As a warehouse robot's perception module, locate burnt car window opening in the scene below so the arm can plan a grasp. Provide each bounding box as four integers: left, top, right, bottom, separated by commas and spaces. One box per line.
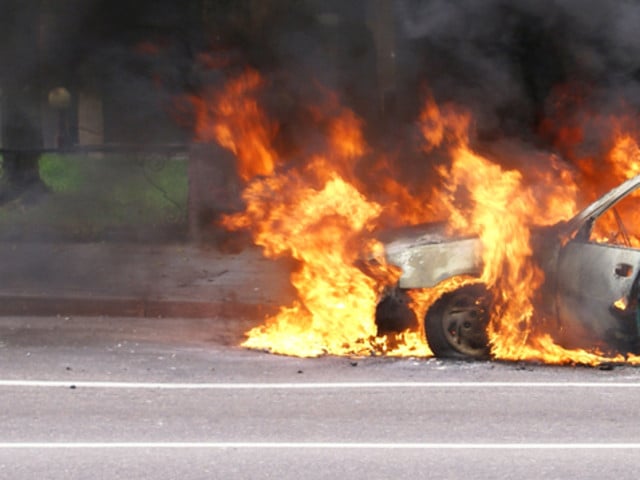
590, 190, 640, 248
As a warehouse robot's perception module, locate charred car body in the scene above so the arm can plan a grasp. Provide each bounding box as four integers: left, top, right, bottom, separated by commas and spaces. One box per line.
376, 174, 640, 359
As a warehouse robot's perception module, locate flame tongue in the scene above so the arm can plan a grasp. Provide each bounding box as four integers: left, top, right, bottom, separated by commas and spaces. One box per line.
204, 71, 431, 357
229, 170, 385, 357
211, 74, 424, 356
441, 148, 542, 359
191, 69, 278, 180
423, 100, 544, 359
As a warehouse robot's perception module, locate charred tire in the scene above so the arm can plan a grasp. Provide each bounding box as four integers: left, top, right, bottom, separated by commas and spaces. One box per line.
424, 284, 491, 359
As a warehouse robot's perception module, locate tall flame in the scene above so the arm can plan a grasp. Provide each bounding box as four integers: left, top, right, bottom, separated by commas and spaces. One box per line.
227, 169, 384, 356
419, 97, 640, 365
214, 71, 428, 357
191, 69, 278, 180
421, 99, 544, 358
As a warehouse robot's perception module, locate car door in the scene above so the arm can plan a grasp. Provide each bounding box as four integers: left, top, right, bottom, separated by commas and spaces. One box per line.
555, 186, 640, 350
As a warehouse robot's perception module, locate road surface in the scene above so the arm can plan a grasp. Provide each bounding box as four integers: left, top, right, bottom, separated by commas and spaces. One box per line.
1, 316, 640, 479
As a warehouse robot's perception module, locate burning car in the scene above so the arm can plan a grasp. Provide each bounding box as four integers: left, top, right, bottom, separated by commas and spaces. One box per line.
378, 173, 640, 359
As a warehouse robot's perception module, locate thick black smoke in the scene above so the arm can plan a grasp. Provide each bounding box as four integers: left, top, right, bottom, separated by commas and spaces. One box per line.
395, 0, 640, 145
0, 0, 202, 148
180, 0, 640, 192
4, 1, 640, 146
3, 0, 640, 204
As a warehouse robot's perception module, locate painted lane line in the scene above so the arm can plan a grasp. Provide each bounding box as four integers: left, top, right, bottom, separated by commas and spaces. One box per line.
0, 380, 639, 389
1, 442, 640, 449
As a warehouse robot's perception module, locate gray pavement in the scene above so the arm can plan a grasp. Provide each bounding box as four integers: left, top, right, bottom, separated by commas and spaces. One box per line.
0, 241, 296, 319
2, 316, 640, 479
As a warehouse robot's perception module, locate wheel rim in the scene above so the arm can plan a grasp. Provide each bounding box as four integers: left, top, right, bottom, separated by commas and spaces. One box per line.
441, 292, 489, 357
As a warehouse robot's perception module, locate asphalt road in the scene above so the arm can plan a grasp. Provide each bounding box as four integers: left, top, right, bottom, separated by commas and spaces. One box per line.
2, 316, 640, 479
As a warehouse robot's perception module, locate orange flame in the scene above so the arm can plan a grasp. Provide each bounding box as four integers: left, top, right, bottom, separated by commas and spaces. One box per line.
216, 72, 428, 356
418, 98, 640, 365
232, 173, 383, 356
227, 162, 425, 357
591, 124, 640, 246
191, 69, 278, 180
421, 100, 544, 359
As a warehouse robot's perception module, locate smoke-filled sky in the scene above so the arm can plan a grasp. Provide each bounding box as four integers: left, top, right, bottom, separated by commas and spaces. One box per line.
2, 0, 640, 155
395, 0, 640, 138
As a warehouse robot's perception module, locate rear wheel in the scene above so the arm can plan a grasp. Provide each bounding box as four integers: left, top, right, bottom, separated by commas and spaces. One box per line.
425, 284, 492, 359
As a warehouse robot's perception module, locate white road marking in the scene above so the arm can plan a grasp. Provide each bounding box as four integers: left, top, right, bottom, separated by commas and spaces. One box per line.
0, 380, 638, 389
0, 442, 639, 449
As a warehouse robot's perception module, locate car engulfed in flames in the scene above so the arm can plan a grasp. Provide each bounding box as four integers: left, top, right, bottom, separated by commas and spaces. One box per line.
194, 67, 640, 366
379, 173, 640, 360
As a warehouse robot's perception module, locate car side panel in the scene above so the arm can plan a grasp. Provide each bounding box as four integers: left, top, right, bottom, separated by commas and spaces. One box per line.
555, 240, 640, 347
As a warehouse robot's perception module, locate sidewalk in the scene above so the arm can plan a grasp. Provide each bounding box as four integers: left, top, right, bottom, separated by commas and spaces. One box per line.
0, 242, 296, 320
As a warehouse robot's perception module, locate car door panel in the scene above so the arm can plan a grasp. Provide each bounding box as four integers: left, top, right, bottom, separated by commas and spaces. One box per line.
555, 240, 640, 347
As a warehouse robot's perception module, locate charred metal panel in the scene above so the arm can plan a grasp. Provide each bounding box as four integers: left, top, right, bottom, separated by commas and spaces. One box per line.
385, 237, 482, 288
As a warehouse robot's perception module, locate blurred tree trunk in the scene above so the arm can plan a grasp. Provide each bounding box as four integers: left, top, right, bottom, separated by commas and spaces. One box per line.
0, 0, 45, 202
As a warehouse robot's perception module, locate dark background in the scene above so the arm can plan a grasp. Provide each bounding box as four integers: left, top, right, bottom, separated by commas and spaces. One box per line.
1, 0, 640, 233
